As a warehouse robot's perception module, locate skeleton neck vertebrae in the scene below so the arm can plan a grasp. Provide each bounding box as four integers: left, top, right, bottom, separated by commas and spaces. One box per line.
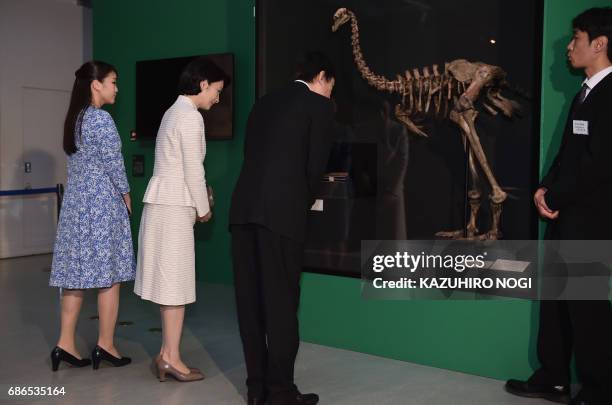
333, 8, 522, 240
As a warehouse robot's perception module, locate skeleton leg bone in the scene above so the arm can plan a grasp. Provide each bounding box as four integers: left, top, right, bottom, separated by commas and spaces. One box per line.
436, 137, 483, 239
451, 107, 506, 239
465, 148, 482, 237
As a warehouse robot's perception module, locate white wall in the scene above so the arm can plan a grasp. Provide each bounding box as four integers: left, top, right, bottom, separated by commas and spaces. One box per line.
0, 0, 90, 258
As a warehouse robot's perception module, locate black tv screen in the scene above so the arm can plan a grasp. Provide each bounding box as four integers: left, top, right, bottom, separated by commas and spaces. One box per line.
135, 53, 234, 140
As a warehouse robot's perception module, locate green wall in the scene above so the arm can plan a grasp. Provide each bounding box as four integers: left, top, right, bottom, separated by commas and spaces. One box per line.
93, 0, 606, 381
93, 0, 254, 284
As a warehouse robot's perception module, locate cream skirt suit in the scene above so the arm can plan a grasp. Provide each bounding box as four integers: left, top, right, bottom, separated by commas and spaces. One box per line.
134, 95, 210, 305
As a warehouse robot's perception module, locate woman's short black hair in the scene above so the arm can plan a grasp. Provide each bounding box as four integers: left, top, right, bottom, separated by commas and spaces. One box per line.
177, 57, 231, 95
294, 51, 336, 82
573, 7, 612, 60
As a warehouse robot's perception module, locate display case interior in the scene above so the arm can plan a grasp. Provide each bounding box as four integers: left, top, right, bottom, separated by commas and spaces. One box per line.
257, 0, 543, 276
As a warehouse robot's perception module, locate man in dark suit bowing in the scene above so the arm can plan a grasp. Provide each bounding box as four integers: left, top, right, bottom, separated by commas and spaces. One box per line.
229, 52, 335, 405
505, 8, 612, 405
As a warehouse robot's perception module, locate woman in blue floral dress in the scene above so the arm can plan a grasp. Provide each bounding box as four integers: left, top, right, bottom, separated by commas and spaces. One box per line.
49, 61, 134, 371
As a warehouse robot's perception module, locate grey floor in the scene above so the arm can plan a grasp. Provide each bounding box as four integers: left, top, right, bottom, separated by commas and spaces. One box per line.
0, 254, 553, 405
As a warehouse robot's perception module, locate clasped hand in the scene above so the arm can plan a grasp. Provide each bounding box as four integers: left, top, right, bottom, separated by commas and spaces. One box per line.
533, 187, 559, 220
197, 211, 212, 223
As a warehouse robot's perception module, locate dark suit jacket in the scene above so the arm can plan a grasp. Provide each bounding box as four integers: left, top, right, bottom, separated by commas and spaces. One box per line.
541, 72, 612, 239
229, 82, 334, 242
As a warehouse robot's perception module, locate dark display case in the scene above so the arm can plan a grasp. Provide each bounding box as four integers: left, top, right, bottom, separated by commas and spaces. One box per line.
257, 0, 543, 276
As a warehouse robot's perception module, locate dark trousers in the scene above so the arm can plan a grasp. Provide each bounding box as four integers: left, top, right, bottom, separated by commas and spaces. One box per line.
231, 224, 303, 405
530, 299, 612, 403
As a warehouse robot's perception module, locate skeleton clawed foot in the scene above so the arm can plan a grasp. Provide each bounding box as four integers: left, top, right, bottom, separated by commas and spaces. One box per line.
435, 228, 502, 241
435, 229, 472, 239
436, 198, 504, 241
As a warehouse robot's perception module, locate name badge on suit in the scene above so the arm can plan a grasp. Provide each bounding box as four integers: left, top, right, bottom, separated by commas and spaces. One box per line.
572, 120, 589, 135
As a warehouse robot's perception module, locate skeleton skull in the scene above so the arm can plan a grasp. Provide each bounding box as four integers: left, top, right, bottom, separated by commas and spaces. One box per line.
332, 8, 351, 32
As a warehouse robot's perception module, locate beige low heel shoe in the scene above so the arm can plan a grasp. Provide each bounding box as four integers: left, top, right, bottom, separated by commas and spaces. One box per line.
154, 354, 201, 374
155, 357, 204, 382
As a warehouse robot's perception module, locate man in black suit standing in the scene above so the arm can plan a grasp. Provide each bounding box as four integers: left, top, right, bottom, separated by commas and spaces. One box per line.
229, 52, 335, 405
505, 8, 612, 405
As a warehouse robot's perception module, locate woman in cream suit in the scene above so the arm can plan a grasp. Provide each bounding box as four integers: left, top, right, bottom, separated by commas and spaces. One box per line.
134, 57, 230, 382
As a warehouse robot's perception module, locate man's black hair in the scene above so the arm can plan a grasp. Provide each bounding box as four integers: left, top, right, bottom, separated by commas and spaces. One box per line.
294, 51, 336, 82
573, 7, 612, 60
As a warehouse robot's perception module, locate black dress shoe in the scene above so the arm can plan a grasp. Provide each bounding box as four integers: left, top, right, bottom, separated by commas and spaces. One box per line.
505, 379, 570, 403
295, 392, 319, 405
569, 390, 600, 405
569, 395, 590, 405
50, 346, 92, 371
91, 345, 131, 370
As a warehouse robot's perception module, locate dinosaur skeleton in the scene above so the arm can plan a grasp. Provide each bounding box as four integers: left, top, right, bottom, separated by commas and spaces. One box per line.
332, 8, 521, 240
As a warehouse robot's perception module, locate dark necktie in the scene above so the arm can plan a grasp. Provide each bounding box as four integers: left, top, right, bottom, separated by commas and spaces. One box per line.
578, 83, 589, 103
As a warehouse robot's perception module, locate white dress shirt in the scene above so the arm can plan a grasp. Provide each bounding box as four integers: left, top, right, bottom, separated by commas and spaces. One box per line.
582, 65, 612, 99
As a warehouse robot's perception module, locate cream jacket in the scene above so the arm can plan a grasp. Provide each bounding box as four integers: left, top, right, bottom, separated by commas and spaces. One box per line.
143, 95, 210, 217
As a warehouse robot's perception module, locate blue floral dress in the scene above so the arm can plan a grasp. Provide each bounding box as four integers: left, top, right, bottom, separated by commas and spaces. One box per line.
50, 107, 135, 289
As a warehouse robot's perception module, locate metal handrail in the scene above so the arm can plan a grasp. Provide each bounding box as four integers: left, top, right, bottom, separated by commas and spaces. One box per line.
0, 184, 64, 220
0, 187, 57, 196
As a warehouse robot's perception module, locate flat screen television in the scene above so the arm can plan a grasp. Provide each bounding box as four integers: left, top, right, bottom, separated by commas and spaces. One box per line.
135, 53, 234, 140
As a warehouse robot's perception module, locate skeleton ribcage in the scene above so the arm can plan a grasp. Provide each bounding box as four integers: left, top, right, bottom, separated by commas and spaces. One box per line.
358, 62, 464, 119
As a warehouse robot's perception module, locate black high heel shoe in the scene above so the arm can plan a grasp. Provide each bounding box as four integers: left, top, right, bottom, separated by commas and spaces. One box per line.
50, 346, 91, 371
91, 345, 131, 370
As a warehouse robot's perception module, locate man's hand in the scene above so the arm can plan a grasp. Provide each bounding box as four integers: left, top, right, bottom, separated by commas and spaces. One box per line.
534, 187, 559, 220
197, 211, 213, 223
